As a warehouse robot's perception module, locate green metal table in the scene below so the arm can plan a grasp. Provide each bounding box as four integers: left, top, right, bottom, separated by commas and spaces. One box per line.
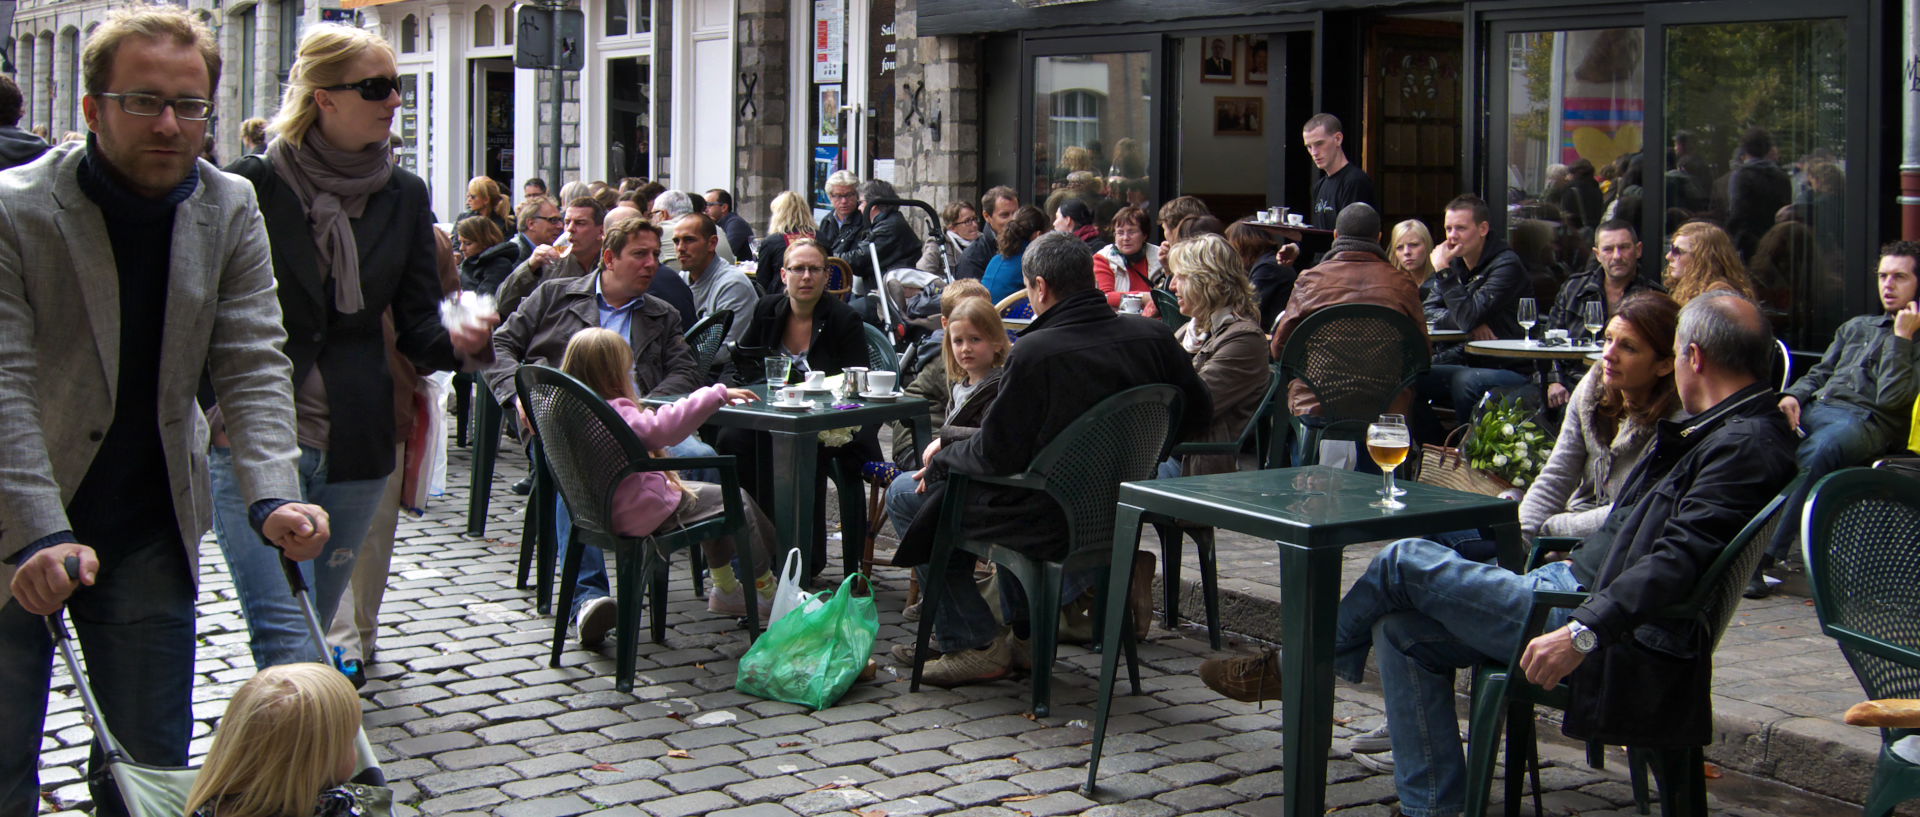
1086, 465, 1523, 816
645, 384, 931, 577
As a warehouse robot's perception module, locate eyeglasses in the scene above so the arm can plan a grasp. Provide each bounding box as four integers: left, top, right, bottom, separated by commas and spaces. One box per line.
953, 218, 981, 227
785, 265, 828, 277
534, 215, 563, 225
1665, 244, 1690, 257
94, 92, 214, 121
321, 76, 400, 102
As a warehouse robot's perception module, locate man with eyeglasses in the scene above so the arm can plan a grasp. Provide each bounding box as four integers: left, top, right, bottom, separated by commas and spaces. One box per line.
817, 169, 869, 261
0, 9, 321, 814
511, 195, 564, 265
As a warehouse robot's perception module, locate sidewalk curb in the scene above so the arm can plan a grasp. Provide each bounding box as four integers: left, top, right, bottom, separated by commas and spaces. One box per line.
1158, 574, 1883, 809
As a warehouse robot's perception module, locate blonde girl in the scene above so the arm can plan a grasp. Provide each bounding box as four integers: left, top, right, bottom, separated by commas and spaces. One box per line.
558, 329, 780, 618
185, 664, 362, 817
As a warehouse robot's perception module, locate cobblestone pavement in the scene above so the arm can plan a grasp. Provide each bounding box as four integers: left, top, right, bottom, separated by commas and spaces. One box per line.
33, 440, 1854, 816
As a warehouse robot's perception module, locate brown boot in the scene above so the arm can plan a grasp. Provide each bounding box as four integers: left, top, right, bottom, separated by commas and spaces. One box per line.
1199, 648, 1283, 703
1129, 551, 1155, 639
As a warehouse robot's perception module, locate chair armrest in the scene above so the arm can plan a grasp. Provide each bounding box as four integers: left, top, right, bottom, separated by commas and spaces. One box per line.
1527, 537, 1579, 571
965, 472, 1049, 492
636, 455, 738, 472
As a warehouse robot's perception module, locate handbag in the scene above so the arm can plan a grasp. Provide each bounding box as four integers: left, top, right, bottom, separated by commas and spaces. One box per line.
735, 572, 880, 710
766, 549, 822, 625
1416, 424, 1515, 497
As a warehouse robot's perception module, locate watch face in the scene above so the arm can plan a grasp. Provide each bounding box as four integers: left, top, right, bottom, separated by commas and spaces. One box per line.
1572, 627, 1598, 653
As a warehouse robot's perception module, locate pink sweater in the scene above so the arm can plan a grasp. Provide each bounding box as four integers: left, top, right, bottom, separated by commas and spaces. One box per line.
607, 384, 728, 537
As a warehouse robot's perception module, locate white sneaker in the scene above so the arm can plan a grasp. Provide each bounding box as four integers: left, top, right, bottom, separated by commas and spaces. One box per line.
574, 597, 616, 649
1350, 724, 1392, 754
1353, 750, 1394, 773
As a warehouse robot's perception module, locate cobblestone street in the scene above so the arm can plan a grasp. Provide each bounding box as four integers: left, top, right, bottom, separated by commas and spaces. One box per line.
33, 441, 1856, 816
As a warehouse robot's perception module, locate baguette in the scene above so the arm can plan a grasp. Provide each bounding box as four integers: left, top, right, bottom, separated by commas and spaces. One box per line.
1843, 699, 1920, 728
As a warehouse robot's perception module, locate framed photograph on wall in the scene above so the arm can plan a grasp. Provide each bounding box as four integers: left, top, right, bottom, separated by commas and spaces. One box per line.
817, 84, 843, 145
1244, 36, 1269, 84
1214, 97, 1264, 136
1199, 35, 1235, 83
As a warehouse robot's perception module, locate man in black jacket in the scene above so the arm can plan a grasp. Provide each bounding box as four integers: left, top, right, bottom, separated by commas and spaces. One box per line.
1543, 219, 1666, 408
816, 170, 868, 259
954, 186, 1019, 281
895, 231, 1212, 687
1418, 194, 1531, 416
1199, 292, 1796, 817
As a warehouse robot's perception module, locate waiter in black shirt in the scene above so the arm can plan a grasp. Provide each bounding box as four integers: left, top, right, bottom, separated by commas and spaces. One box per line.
1282, 113, 1378, 266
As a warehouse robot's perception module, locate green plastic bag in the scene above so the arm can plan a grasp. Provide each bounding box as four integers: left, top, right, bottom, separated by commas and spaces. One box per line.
735, 572, 878, 710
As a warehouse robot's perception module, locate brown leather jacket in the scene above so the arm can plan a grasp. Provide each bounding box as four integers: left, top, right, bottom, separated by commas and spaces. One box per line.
1269, 246, 1429, 416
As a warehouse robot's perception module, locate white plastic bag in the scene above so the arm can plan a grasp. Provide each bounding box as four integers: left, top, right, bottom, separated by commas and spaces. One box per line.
768, 549, 824, 625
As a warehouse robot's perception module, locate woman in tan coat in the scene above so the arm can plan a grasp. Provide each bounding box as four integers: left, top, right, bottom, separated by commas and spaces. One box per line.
1163, 234, 1271, 477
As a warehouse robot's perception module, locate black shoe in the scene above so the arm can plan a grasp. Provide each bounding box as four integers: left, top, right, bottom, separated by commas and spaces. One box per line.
340, 659, 368, 689
1743, 556, 1775, 600
510, 475, 534, 495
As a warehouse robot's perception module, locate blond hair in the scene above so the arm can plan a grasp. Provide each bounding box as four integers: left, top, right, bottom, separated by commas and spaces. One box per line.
1168, 233, 1259, 335
1389, 219, 1437, 286
941, 296, 1011, 383
269, 24, 395, 148
769, 191, 816, 236
561, 329, 686, 492
940, 279, 991, 317
184, 664, 360, 817
82, 7, 221, 97
466, 175, 509, 221
1667, 221, 1759, 304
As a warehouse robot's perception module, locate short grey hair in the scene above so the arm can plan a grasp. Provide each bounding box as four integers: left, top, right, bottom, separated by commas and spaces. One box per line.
825, 170, 860, 192
1021, 231, 1096, 295
1676, 290, 1772, 382
652, 189, 695, 219
859, 179, 899, 217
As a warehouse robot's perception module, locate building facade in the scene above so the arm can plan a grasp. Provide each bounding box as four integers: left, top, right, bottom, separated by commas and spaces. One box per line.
6, 0, 1915, 353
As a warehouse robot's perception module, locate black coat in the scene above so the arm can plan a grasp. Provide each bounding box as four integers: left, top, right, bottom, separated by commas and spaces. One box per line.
816, 211, 869, 260
1560, 383, 1797, 747
1249, 256, 1296, 330
729, 293, 869, 387
1425, 236, 1530, 369
459, 239, 518, 295
896, 289, 1212, 564
843, 209, 921, 282
226, 155, 463, 482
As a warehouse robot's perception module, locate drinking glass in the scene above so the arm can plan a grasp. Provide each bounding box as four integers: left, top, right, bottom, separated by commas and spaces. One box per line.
766, 354, 793, 396
1516, 298, 1538, 343
1368, 416, 1411, 510
1375, 414, 1408, 497
1582, 301, 1607, 346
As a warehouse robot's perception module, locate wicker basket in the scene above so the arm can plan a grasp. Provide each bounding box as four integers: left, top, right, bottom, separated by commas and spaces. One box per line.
1416, 426, 1515, 497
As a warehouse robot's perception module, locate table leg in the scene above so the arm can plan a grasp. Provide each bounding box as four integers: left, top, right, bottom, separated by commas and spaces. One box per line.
1489, 520, 1524, 572
1086, 502, 1145, 794
1278, 541, 1340, 817
767, 430, 820, 577
466, 395, 501, 537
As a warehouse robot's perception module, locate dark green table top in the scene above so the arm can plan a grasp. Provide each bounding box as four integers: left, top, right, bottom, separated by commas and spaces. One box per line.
644, 383, 932, 434
1121, 465, 1518, 550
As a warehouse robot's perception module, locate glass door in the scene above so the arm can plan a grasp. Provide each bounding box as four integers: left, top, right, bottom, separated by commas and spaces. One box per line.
1020, 35, 1163, 217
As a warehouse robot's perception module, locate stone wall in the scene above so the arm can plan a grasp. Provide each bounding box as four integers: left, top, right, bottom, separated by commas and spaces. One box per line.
531, 70, 582, 183
731, 0, 789, 229
892, 0, 980, 212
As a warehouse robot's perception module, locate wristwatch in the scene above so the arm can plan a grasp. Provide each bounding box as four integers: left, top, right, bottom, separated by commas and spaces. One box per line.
1566, 619, 1599, 653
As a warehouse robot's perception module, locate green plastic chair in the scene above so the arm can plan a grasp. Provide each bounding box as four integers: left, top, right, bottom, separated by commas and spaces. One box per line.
908, 384, 1184, 716
465, 384, 504, 536
1276, 304, 1428, 467
516, 365, 757, 693
861, 322, 901, 372
1146, 363, 1285, 649
1150, 288, 1187, 330
514, 435, 560, 615
683, 308, 735, 376
1804, 468, 1920, 817
1462, 473, 1803, 817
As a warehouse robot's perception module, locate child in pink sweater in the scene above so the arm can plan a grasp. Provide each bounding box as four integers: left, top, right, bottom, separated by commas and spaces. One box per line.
561, 328, 779, 617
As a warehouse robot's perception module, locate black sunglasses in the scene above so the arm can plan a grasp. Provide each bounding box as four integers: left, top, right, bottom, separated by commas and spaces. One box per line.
322, 76, 400, 101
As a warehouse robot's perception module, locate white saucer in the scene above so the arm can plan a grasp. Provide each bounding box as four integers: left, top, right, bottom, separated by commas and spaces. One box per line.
860, 391, 904, 402
770, 400, 814, 412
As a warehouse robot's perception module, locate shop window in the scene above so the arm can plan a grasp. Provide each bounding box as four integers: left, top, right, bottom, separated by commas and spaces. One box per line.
475, 6, 494, 48
400, 14, 418, 53
1664, 18, 1847, 348
1032, 53, 1149, 209
607, 0, 627, 37
1050, 90, 1102, 174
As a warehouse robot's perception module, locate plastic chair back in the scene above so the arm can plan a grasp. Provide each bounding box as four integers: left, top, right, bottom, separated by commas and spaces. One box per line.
516, 365, 653, 543
1279, 303, 1430, 428
1805, 468, 1920, 703
996, 290, 1033, 320
1027, 384, 1184, 555
1150, 289, 1186, 330
862, 322, 900, 372
825, 257, 854, 301
684, 308, 733, 374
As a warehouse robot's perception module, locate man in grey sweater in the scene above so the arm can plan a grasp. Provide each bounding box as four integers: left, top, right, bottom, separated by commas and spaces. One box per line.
673, 213, 758, 350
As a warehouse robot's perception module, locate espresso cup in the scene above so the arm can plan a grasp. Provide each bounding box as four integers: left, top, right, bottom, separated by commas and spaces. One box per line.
777, 387, 804, 404
804, 370, 827, 388
1121, 294, 1145, 314
867, 371, 897, 394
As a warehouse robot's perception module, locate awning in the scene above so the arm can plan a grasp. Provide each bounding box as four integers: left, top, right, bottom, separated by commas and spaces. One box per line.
339, 0, 405, 8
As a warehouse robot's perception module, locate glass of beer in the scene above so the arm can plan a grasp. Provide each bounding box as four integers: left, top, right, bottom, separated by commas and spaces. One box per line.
1373, 413, 1409, 498
1368, 414, 1411, 510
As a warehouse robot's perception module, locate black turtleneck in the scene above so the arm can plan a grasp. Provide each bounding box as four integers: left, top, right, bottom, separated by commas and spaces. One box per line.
65, 142, 200, 553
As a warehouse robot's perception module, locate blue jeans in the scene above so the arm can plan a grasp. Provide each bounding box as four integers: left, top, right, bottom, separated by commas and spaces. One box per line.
1421, 364, 1531, 415
1334, 538, 1580, 817
0, 534, 194, 817
553, 435, 717, 620
212, 445, 390, 669
1768, 401, 1896, 559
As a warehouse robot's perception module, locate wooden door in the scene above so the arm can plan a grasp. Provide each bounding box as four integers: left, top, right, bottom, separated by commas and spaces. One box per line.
1363, 19, 1463, 236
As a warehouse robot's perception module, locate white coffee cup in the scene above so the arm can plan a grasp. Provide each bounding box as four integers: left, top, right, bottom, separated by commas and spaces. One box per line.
777, 387, 804, 404
1285, 213, 1305, 226
804, 370, 827, 388
867, 370, 897, 394
1121, 294, 1145, 314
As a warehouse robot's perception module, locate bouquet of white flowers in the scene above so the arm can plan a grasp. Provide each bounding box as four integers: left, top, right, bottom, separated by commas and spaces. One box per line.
1463, 394, 1553, 488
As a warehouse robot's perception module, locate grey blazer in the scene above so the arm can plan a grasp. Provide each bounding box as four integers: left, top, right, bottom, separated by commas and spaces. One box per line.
0, 141, 303, 606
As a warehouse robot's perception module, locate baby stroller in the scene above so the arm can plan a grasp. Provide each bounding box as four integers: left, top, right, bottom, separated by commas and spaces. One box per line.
46, 554, 389, 817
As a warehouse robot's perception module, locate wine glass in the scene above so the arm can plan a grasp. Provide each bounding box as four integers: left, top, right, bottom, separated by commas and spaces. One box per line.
1516, 298, 1538, 343
766, 354, 793, 398
1375, 414, 1409, 497
1368, 416, 1411, 510
1582, 301, 1607, 346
